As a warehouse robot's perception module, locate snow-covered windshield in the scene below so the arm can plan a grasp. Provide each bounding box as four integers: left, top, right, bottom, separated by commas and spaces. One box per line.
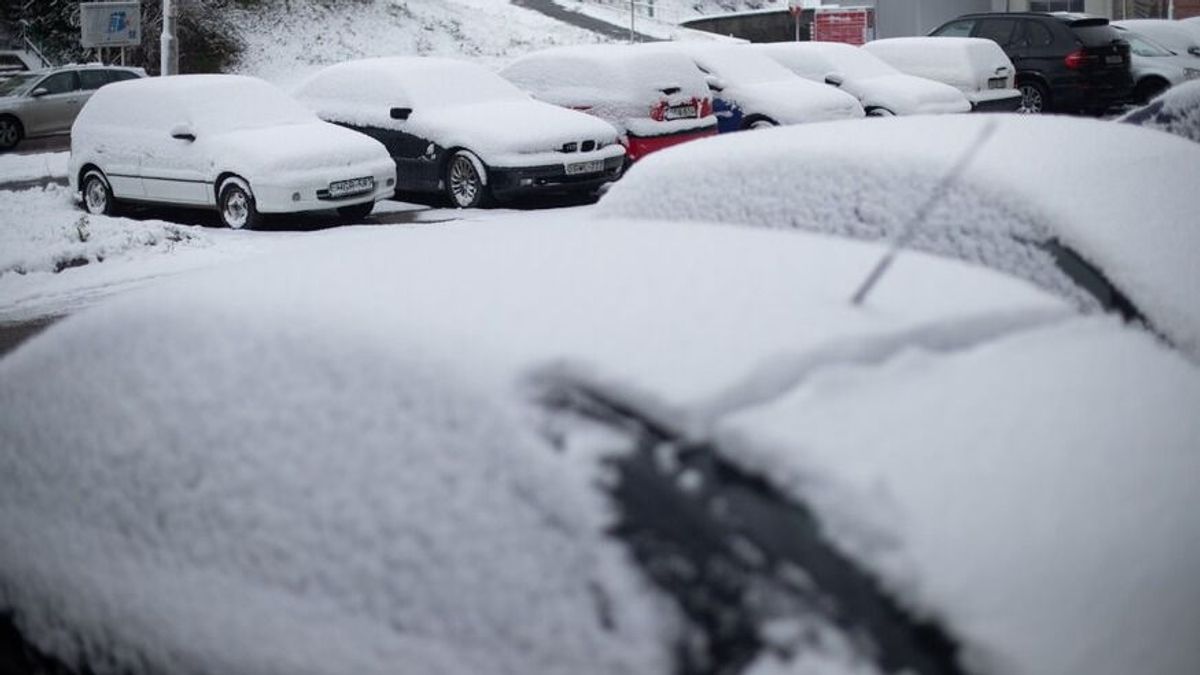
403, 64, 528, 107
1125, 32, 1174, 57
690, 47, 798, 85
821, 46, 898, 79
0, 73, 39, 96
181, 78, 317, 133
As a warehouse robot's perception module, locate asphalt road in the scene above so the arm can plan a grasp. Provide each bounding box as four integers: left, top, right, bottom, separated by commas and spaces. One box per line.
10, 134, 70, 155
510, 0, 659, 42
0, 316, 59, 358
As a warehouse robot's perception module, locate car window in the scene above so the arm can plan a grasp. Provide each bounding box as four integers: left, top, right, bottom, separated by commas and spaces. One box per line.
1127, 34, 1173, 57
108, 69, 140, 82
934, 19, 975, 38
976, 18, 1018, 47
1018, 20, 1055, 47
37, 71, 79, 95
0, 72, 38, 96
78, 69, 111, 91
1073, 24, 1124, 47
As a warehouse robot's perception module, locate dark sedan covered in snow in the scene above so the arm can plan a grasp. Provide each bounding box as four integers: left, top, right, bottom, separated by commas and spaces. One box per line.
295, 57, 625, 208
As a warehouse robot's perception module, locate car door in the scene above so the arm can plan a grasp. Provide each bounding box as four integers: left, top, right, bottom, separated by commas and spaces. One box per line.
1009, 20, 1059, 81
347, 88, 439, 193
140, 113, 212, 206
24, 70, 82, 136
75, 69, 112, 110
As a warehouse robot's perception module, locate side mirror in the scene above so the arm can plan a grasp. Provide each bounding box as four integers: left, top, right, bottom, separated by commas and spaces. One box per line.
824, 73, 845, 87
390, 107, 412, 121
1190, 46, 1200, 58
170, 124, 196, 142
704, 74, 725, 93
30, 87, 49, 98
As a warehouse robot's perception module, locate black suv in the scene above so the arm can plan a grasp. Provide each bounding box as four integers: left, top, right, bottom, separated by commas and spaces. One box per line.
930, 12, 1133, 114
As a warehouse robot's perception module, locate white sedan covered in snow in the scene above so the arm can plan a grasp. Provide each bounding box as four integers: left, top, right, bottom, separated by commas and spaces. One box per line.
600, 114, 1200, 362
295, 57, 625, 208
69, 75, 396, 229
862, 37, 1022, 112
757, 41, 972, 117
1, 216, 1197, 675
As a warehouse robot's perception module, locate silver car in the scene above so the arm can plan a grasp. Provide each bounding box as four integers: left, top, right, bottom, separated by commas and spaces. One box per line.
1113, 25, 1200, 103
0, 64, 144, 151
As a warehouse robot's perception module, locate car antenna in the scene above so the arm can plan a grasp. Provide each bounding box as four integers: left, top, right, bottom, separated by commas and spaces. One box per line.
850, 119, 999, 307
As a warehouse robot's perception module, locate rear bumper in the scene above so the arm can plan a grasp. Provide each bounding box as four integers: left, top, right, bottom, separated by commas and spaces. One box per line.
626, 128, 718, 163
1048, 72, 1134, 112
971, 93, 1022, 112
489, 154, 625, 200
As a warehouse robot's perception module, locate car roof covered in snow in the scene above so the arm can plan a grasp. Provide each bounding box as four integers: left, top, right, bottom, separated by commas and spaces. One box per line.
2, 216, 1197, 675
500, 44, 710, 103
863, 37, 1013, 90
296, 56, 528, 110
598, 114, 1200, 361
757, 41, 898, 80
1120, 78, 1200, 144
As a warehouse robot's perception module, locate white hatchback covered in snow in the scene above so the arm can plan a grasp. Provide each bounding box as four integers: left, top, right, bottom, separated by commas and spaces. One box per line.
69, 75, 396, 229
757, 41, 972, 116
863, 37, 1022, 112
1, 217, 1198, 675
295, 57, 625, 208
600, 114, 1200, 361
642, 42, 866, 132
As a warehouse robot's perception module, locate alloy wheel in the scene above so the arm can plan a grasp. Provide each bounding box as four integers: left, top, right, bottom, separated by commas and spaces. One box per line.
83, 176, 109, 215
1018, 85, 1044, 114
449, 155, 481, 208
0, 120, 19, 149
222, 187, 251, 229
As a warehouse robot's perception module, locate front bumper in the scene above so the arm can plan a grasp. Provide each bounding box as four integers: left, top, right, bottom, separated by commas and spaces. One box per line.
489, 154, 625, 200
626, 128, 718, 162
252, 160, 397, 213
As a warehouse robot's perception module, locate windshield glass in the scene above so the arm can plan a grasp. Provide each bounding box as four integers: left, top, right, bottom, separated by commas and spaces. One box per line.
0, 73, 40, 96
1127, 33, 1174, 57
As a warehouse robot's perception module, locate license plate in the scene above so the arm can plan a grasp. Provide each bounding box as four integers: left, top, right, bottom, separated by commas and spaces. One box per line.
1106, 55, 1123, 65
665, 104, 697, 120
328, 176, 374, 198
565, 160, 604, 175
988, 77, 1007, 90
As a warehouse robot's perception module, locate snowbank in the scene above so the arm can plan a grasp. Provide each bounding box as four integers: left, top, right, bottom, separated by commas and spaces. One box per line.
1120, 79, 1200, 143
0, 185, 208, 278
717, 316, 1200, 675
0, 152, 68, 183
598, 115, 1200, 360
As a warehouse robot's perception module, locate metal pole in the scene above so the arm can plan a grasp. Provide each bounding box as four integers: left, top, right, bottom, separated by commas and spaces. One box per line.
629, 0, 635, 44
161, 0, 178, 76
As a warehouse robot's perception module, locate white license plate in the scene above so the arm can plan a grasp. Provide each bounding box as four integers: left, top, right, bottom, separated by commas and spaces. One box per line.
1106, 55, 1123, 65
565, 160, 604, 175
665, 105, 697, 120
988, 78, 1007, 90
328, 177, 374, 198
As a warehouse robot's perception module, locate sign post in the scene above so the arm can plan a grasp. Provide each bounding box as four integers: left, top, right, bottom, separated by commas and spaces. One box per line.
80, 1, 141, 64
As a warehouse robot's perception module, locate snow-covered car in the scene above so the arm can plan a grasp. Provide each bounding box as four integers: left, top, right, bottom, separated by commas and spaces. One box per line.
756, 41, 971, 117
3, 216, 1198, 675
1114, 19, 1200, 58
643, 42, 866, 132
295, 57, 625, 208
500, 45, 717, 162
599, 114, 1200, 361
862, 37, 1022, 112
1120, 78, 1200, 143
1112, 24, 1200, 102
0, 64, 144, 151
68, 74, 395, 229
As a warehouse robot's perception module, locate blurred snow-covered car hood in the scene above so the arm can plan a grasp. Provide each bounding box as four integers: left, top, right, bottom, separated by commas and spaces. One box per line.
1119, 79, 1200, 143
213, 121, 393, 177
844, 73, 971, 115
726, 78, 865, 124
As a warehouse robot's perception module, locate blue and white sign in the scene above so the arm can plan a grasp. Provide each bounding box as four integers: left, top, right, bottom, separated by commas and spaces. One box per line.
80, 2, 142, 49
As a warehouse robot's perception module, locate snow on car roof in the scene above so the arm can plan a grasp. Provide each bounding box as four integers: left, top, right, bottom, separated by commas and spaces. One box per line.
501, 44, 710, 103
758, 41, 897, 80
3, 217, 1189, 674
642, 42, 800, 85
717, 315, 1200, 675
863, 37, 1011, 90
296, 56, 527, 110
1120, 78, 1200, 144
598, 114, 1200, 361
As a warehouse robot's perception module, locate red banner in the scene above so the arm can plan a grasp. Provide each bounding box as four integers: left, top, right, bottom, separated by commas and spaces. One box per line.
812, 8, 874, 46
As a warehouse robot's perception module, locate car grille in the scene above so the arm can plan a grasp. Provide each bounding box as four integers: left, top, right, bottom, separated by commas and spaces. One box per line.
560, 140, 601, 153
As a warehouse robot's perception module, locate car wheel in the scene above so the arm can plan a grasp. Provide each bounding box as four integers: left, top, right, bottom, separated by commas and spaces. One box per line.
337, 201, 374, 222
742, 116, 778, 130
81, 169, 115, 216
445, 150, 489, 209
865, 107, 896, 117
1135, 78, 1169, 105
0, 116, 23, 152
1017, 81, 1048, 114
218, 177, 261, 230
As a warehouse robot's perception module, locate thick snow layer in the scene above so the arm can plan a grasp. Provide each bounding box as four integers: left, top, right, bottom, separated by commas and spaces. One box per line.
716, 317, 1200, 675
0, 151, 68, 183
1114, 19, 1200, 55
295, 57, 623, 167
1120, 79, 1200, 143
500, 44, 718, 138
643, 43, 866, 123
0, 185, 208, 277
863, 37, 1018, 103
598, 115, 1200, 360
757, 42, 971, 115
0, 296, 674, 675
232, 0, 609, 87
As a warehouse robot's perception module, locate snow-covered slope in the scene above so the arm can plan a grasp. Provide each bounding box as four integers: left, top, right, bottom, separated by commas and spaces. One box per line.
231, 0, 612, 86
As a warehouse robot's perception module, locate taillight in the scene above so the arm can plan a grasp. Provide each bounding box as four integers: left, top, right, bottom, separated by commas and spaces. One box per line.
1064, 49, 1093, 70
650, 100, 666, 122
699, 97, 712, 117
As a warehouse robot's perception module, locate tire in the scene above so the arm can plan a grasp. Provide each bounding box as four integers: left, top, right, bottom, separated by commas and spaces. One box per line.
337, 201, 374, 222
0, 116, 23, 152
1135, 78, 1169, 105
81, 169, 116, 216
865, 107, 896, 117
1017, 81, 1049, 114
217, 176, 261, 230
444, 150, 489, 209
